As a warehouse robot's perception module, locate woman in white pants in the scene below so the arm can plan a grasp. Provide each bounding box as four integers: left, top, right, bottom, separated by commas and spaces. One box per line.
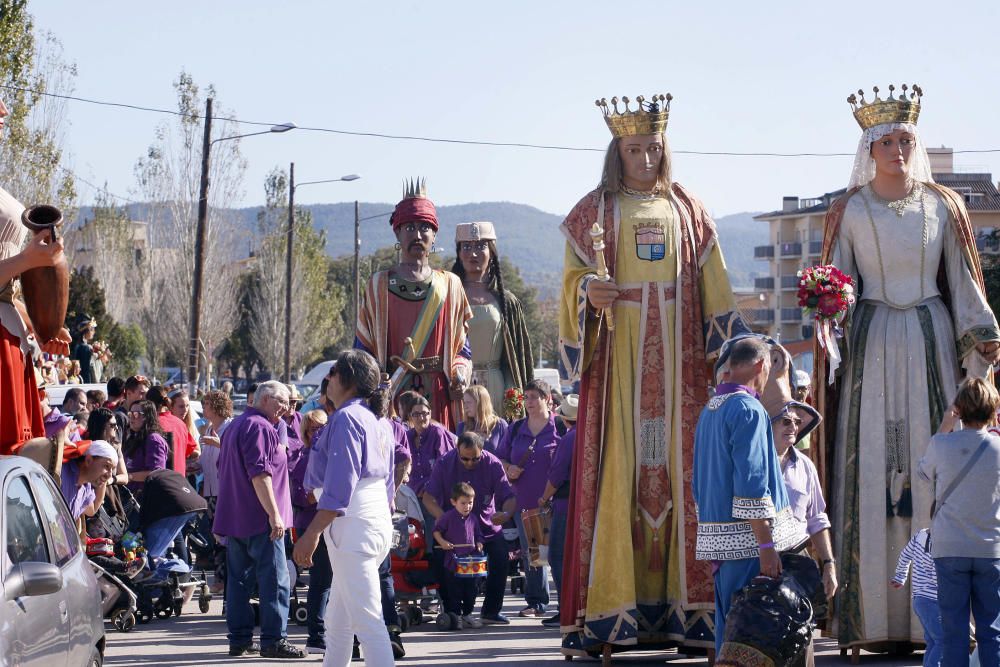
294, 349, 395, 666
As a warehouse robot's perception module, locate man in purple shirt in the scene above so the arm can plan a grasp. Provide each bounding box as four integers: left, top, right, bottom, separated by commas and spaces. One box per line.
773, 409, 838, 600
213, 380, 305, 660
423, 431, 517, 624
538, 394, 578, 627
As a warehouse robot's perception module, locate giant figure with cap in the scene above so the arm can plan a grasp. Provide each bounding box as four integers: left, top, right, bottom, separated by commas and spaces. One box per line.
558, 93, 750, 658
355, 179, 473, 431
814, 84, 1000, 653
451, 220, 534, 414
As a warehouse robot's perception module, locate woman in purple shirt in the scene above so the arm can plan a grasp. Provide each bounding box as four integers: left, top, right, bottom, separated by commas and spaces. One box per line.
457, 385, 508, 454
496, 378, 558, 618
122, 399, 169, 495
292, 349, 395, 667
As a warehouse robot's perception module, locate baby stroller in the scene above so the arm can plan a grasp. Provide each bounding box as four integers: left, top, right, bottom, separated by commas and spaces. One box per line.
391, 484, 440, 630
89, 549, 139, 632
131, 469, 213, 623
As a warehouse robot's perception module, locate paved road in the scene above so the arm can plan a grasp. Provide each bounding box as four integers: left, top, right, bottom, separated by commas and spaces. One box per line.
103, 596, 925, 667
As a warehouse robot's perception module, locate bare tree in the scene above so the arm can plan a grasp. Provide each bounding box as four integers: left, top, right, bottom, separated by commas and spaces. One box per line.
133, 71, 246, 374
246, 167, 345, 377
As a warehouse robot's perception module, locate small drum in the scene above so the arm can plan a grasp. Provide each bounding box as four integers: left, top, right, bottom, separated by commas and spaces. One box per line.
454, 554, 488, 578
521, 507, 552, 568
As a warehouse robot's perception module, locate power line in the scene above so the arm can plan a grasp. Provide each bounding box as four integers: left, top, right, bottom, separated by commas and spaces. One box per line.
10, 82, 1000, 158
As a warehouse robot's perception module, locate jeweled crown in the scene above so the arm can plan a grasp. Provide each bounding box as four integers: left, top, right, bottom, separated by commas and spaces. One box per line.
848, 84, 922, 130
596, 94, 672, 138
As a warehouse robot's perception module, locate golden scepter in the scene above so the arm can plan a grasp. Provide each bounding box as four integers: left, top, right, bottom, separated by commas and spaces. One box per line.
589, 222, 615, 331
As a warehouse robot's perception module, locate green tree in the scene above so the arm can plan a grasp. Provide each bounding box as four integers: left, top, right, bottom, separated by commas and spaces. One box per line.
0, 1, 76, 211
67, 267, 147, 377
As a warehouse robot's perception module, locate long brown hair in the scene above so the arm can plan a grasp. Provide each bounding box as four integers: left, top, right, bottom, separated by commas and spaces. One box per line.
599, 134, 672, 194
463, 385, 499, 436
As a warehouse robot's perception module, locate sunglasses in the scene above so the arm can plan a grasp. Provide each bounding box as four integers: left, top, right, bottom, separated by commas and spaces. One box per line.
779, 416, 802, 427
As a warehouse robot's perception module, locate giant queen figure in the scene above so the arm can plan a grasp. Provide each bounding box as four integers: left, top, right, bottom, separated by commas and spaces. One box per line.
817, 84, 1000, 653
558, 94, 749, 657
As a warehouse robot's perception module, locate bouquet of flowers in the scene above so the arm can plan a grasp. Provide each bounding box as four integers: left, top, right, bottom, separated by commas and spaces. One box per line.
797, 265, 855, 323
503, 387, 525, 421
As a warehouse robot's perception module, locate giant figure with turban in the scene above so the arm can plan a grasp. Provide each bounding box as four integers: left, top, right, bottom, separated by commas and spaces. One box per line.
355, 179, 473, 431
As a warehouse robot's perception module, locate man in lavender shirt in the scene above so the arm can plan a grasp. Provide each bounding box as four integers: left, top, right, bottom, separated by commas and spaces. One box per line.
773, 409, 839, 600
423, 431, 518, 624
213, 380, 305, 660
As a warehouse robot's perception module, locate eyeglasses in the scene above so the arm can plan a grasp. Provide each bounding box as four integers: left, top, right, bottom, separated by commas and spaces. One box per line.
460, 455, 482, 463
459, 241, 489, 253
410, 411, 431, 419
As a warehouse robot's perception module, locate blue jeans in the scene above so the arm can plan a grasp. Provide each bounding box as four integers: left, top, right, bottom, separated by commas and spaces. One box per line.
226, 530, 290, 650
379, 554, 400, 627
306, 536, 332, 645
549, 506, 567, 599
514, 510, 550, 610
144, 511, 199, 558
913, 594, 943, 667
935, 557, 1000, 667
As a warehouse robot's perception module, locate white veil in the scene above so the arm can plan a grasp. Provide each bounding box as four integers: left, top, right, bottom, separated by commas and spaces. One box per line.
847, 122, 934, 189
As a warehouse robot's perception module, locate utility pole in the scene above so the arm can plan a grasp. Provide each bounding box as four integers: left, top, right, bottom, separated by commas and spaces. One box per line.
353, 200, 360, 329
284, 162, 295, 383
187, 97, 212, 395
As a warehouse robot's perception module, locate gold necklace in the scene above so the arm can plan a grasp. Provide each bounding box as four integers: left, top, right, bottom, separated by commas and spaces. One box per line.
620, 183, 662, 200
868, 182, 924, 217
860, 185, 929, 309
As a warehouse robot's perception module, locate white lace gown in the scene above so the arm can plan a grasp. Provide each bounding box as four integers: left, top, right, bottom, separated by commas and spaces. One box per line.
830, 183, 998, 645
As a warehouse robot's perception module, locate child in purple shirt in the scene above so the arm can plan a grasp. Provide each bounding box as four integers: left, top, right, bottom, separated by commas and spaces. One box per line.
433, 482, 484, 630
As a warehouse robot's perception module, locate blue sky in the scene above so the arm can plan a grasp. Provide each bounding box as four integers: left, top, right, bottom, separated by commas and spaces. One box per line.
29, 0, 1000, 218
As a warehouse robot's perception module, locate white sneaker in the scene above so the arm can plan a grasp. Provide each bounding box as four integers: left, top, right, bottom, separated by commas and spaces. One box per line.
462, 614, 483, 628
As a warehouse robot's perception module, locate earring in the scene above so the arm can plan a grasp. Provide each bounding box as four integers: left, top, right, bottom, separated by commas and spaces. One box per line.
394, 242, 401, 250
431, 243, 438, 253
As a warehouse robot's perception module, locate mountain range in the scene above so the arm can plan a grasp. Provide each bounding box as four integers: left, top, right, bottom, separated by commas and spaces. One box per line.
74, 201, 770, 294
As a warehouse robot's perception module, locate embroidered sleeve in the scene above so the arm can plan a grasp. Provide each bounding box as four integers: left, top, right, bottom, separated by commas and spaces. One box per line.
732, 495, 776, 520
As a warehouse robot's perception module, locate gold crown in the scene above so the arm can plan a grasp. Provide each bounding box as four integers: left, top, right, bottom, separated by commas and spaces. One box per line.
596, 94, 672, 138
402, 177, 427, 199
848, 84, 922, 130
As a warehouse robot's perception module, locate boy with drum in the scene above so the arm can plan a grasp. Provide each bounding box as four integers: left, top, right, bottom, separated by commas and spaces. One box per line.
433, 482, 485, 630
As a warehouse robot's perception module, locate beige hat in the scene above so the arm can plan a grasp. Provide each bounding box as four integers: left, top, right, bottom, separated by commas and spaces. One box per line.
455, 221, 496, 243
556, 394, 579, 422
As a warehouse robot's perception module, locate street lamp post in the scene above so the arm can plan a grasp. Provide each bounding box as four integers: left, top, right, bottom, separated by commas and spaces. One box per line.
284, 171, 360, 383
186, 102, 295, 394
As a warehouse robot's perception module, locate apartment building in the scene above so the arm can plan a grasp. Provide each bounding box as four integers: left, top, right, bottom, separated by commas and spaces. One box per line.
751, 148, 1000, 347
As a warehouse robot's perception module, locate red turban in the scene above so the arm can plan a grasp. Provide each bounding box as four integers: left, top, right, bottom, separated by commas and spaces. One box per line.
390, 197, 438, 231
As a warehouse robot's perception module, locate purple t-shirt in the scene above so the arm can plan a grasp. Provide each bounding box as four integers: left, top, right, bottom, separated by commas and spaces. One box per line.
124, 433, 169, 492
406, 423, 457, 496
495, 416, 558, 512
59, 459, 96, 520
288, 439, 317, 535
548, 426, 576, 514
456, 418, 509, 454
305, 398, 394, 514
391, 418, 411, 466
433, 508, 482, 572
424, 448, 514, 542
212, 407, 294, 539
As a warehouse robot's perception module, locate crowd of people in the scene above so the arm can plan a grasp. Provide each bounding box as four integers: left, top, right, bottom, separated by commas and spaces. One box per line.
4, 82, 1000, 667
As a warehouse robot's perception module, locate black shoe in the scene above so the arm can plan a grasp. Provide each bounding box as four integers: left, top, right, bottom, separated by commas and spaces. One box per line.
305, 639, 326, 655
389, 628, 406, 659
228, 642, 261, 656
541, 613, 560, 627
260, 639, 306, 659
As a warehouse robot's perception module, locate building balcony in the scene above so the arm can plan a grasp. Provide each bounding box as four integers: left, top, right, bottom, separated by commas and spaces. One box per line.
754, 245, 775, 259
780, 307, 802, 323
780, 275, 800, 290
750, 309, 775, 323
808, 240, 823, 256
754, 277, 775, 290
779, 242, 802, 257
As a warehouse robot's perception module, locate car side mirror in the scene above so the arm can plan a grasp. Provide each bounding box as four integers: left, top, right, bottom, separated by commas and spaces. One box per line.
4, 562, 64, 600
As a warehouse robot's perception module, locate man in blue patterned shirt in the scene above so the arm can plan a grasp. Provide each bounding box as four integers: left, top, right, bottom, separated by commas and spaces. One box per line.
692, 336, 804, 653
